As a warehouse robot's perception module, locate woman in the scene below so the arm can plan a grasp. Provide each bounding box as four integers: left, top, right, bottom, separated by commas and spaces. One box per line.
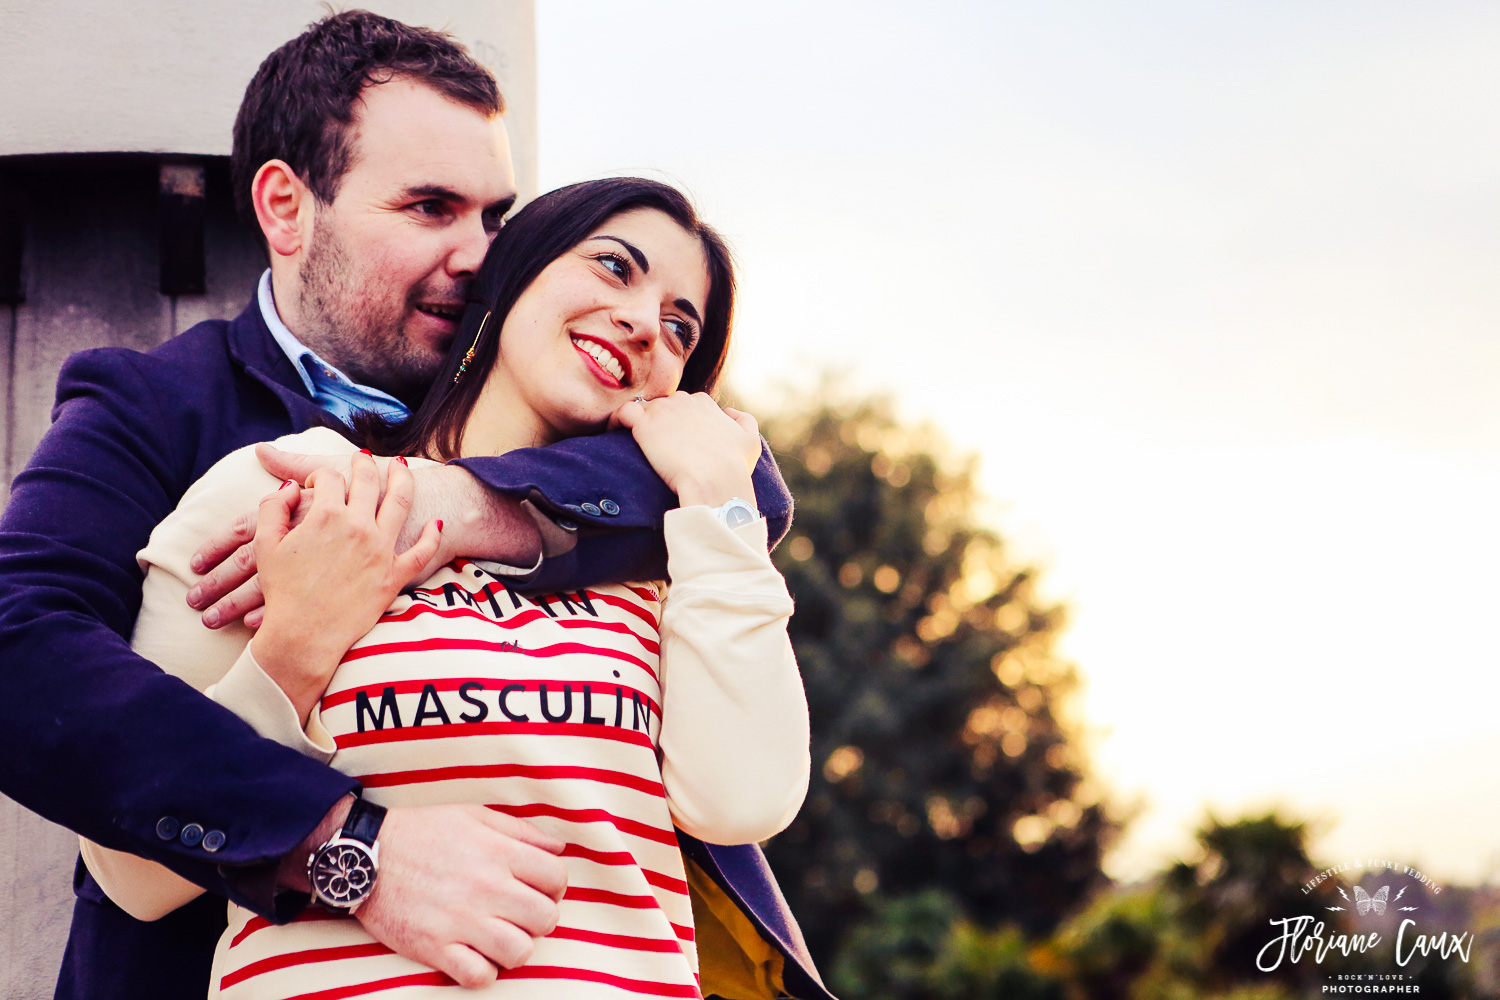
83, 177, 811, 998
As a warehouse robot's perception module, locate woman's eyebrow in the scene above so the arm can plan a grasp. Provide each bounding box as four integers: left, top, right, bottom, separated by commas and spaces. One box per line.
587, 235, 698, 322
592, 235, 650, 273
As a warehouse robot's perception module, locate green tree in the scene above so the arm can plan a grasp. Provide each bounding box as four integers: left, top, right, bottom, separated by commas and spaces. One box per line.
832, 889, 1063, 1000
1047, 814, 1320, 1000
760, 392, 1115, 970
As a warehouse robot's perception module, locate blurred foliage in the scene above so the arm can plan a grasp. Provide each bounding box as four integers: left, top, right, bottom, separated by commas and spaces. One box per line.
801, 811, 1497, 999
1048, 813, 1323, 1000
1047, 814, 1496, 999
832, 889, 1063, 1000
760, 391, 1115, 968
755, 389, 1496, 999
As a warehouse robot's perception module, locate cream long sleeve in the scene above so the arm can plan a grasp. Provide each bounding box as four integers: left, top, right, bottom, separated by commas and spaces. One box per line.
657, 505, 810, 844
82, 427, 810, 921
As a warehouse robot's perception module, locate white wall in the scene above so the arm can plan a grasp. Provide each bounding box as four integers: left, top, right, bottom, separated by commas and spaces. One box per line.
0, 0, 538, 200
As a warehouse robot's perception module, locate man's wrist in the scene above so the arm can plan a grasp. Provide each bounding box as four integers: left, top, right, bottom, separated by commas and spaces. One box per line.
428, 464, 543, 566
277, 793, 356, 893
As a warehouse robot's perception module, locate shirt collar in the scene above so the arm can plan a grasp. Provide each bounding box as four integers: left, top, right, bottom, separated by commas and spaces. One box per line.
256, 270, 410, 423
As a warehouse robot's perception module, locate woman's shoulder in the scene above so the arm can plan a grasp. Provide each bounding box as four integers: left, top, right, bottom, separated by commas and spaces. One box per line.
139, 427, 356, 574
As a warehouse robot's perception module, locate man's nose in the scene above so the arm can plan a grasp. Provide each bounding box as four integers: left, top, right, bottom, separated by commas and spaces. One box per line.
446, 212, 492, 276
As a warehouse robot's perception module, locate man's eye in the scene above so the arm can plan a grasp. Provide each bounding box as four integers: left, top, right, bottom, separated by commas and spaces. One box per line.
413, 200, 446, 217
596, 253, 630, 280
482, 210, 507, 235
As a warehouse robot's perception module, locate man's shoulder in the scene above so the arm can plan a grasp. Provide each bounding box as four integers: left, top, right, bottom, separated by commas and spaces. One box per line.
56, 308, 273, 410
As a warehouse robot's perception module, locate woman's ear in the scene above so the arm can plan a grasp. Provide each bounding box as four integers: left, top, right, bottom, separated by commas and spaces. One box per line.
251, 160, 313, 259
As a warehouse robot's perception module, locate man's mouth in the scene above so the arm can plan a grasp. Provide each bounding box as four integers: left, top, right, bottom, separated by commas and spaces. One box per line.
571, 335, 630, 386
414, 302, 464, 324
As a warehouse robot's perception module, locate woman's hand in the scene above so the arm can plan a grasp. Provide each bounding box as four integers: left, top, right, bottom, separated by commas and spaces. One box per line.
249, 451, 443, 724
613, 392, 760, 508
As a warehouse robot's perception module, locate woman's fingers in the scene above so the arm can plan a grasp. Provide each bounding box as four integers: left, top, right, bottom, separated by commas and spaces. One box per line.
723, 404, 759, 436
393, 519, 444, 587
616, 392, 761, 502
253, 480, 300, 554
304, 467, 348, 513
376, 457, 416, 543
609, 397, 647, 431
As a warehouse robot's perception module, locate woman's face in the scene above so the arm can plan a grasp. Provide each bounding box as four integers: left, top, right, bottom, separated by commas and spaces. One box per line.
479, 207, 712, 448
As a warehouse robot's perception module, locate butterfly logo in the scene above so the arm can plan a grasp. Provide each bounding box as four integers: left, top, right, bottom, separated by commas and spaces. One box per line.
1354, 885, 1389, 916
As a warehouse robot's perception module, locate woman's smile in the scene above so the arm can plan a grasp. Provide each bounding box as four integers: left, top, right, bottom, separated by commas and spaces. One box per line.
570, 333, 631, 387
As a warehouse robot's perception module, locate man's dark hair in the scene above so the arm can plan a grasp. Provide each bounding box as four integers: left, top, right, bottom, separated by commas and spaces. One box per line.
230, 9, 502, 231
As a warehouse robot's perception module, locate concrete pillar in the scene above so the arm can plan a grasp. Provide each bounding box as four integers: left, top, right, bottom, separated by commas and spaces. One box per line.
0, 4, 536, 995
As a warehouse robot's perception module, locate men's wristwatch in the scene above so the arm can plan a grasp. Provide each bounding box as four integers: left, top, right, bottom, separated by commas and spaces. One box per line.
712, 497, 759, 530
307, 796, 386, 913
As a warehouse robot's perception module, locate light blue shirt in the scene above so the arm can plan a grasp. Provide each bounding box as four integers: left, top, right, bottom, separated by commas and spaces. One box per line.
257, 271, 411, 427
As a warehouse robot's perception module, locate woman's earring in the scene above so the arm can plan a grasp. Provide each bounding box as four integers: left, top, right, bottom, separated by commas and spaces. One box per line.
453, 311, 492, 384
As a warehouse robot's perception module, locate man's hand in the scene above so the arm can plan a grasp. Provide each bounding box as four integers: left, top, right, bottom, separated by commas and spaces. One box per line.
183, 443, 349, 629
357, 806, 568, 987
283, 800, 568, 987
187, 445, 544, 629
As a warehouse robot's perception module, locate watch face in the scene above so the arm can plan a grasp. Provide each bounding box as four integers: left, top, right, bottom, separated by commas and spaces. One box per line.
311, 842, 375, 908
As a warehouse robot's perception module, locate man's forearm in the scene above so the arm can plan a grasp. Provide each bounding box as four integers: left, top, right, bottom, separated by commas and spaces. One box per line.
411, 463, 544, 569
451, 429, 793, 593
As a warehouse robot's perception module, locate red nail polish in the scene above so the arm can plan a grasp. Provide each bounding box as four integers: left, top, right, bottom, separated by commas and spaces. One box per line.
436, 520, 444, 532
279, 479, 294, 489
395, 456, 408, 466
359, 448, 372, 456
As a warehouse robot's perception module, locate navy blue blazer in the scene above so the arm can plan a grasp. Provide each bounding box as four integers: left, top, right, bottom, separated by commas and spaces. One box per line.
0, 299, 830, 1000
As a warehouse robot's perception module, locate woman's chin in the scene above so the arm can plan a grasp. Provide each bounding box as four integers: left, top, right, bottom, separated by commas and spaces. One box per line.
540, 408, 615, 442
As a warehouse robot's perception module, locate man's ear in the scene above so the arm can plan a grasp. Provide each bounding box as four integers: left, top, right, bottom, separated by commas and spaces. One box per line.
251, 160, 313, 258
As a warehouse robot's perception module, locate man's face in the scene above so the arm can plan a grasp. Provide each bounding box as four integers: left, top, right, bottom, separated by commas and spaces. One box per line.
294, 77, 516, 403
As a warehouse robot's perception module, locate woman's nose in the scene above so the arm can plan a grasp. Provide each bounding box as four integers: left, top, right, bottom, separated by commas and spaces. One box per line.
613, 294, 660, 348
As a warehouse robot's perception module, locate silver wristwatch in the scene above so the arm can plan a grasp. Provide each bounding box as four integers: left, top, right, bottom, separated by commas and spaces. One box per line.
307, 797, 385, 913
712, 497, 760, 529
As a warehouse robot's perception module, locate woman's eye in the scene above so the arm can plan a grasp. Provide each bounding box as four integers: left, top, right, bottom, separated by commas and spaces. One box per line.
596, 253, 630, 281
665, 319, 698, 353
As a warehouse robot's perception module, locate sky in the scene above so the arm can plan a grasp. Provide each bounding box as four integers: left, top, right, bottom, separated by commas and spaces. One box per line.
535, 0, 1500, 884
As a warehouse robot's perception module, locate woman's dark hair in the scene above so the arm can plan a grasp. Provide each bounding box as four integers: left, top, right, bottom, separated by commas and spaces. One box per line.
361, 176, 736, 460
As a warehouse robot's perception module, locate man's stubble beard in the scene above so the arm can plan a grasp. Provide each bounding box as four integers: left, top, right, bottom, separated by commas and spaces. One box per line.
296, 217, 447, 406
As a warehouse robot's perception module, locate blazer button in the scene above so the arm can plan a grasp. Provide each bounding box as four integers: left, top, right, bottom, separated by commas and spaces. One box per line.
581, 503, 601, 516
155, 817, 180, 841
201, 829, 227, 853
599, 499, 619, 515
556, 517, 577, 531
179, 823, 204, 848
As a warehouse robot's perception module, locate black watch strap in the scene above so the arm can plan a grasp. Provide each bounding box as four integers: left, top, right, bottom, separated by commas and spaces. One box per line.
342, 797, 386, 846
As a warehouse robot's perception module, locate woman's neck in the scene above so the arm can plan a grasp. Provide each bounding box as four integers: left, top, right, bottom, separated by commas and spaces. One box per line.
456, 377, 559, 459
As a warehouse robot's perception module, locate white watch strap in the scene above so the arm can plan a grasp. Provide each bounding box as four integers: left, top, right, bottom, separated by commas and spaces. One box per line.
713, 497, 759, 530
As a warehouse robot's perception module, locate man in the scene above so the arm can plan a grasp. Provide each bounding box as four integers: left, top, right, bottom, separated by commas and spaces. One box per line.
0, 12, 827, 1000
